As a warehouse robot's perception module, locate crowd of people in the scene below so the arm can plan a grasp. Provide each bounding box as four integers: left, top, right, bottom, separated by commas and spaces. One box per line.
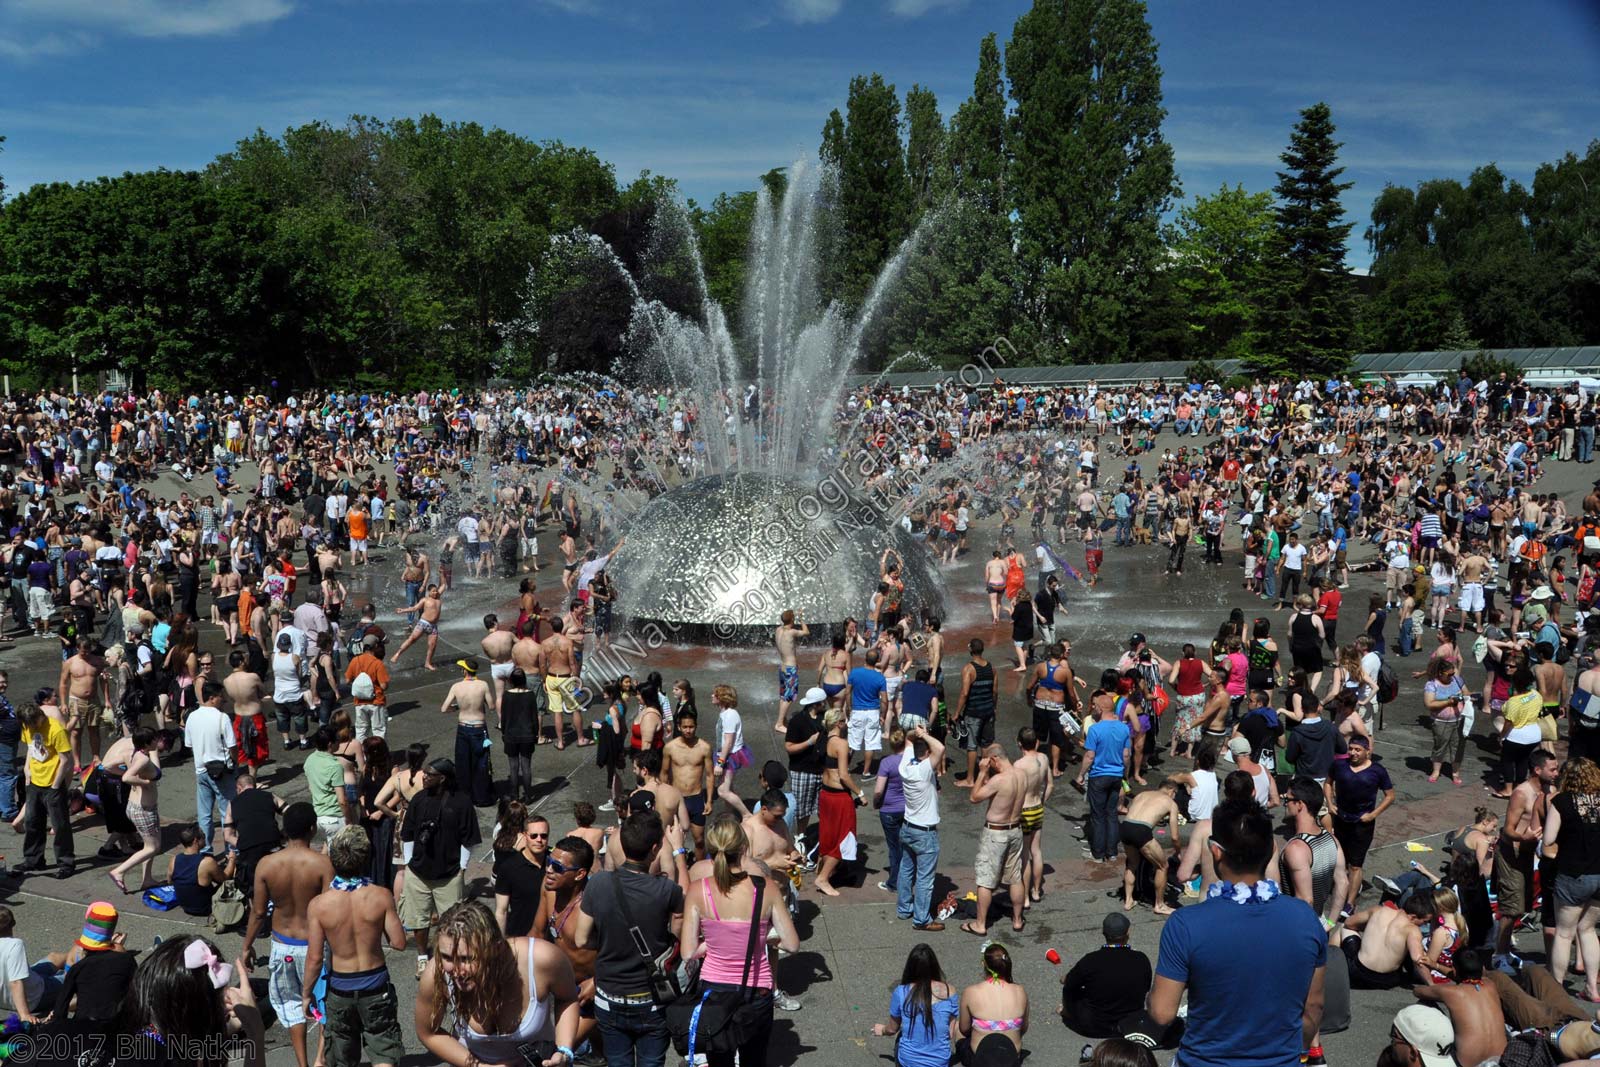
0, 368, 1597, 1067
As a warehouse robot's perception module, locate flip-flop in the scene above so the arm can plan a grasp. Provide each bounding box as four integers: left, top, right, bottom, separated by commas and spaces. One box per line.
108, 871, 127, 894
959, 921, 986, 937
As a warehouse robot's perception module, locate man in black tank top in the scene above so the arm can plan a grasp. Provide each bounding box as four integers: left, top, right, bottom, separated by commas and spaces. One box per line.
955, 639, 997, 786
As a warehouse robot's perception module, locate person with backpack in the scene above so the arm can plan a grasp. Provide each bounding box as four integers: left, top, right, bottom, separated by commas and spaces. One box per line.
397, 758, 480, 977
344, 632, 390, 742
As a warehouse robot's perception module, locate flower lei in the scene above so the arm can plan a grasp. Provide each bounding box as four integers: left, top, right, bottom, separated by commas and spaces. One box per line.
1205, 878, 1281, 905
331, 876, 370, 893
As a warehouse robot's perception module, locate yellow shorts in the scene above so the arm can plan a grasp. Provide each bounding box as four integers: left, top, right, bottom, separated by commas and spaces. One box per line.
544, 674, 579, 715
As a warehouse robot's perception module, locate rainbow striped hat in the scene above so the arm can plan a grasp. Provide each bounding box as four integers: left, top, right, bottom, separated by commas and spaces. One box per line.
77, 902, 118, 951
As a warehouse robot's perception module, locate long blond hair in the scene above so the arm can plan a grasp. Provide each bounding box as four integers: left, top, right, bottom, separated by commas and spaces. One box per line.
706, 814, 749, 895
428, 900, 520, 1035
1431, 887, 1467, 944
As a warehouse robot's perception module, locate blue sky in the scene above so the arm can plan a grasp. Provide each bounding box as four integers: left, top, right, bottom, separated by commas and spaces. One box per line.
1, 0, 1596, 267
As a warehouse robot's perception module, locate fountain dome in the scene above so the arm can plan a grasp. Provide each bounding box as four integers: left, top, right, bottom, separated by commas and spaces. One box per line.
609, 472, 945, 639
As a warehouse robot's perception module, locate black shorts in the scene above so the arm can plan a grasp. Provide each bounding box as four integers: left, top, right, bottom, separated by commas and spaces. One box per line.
1032, 705, 1068, 749
683, 793, 707, 827
1333, 818, 1376, 868
959, 713, 996, 753
1120, 821, 1155, 849
1542, 852, 1561, 928
1341, 935, 1410, 990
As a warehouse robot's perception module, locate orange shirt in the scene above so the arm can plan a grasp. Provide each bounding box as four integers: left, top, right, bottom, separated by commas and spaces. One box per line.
238, 587, 256, 637
345, 653, 390, 705
347, 508, 369, 542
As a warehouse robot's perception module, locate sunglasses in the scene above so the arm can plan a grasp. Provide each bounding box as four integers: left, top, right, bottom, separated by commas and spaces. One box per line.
547, 858, 574, 874
527, 831, 549, 839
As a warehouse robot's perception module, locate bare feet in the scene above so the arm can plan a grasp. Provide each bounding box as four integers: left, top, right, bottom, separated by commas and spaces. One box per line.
815, 881, 840, 897
1153, 904, 1175, 916
1123, 898, 1135, 911
108, 870, 128, 894
423, 662, 437, 671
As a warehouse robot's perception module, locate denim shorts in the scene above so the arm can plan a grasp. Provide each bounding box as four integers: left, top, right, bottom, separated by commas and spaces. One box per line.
1555, 871, 1600, 907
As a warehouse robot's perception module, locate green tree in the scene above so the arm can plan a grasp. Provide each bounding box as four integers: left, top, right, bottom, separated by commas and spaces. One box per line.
1266, 102, 1356, 373
903, 85, 945, 217
1166, 184, 1276, 363
1530, 141, 1600, 344
948, 34, 1007, 215
834, 74, 912, 319
819, 110, 846, 169
1006, 0, 1178, 363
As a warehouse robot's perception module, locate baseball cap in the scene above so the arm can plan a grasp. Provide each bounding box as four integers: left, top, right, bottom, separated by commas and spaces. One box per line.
362, 632, 382, 649
1101, 912, 1132, 941
1227, 736, 1252, 758
798, 687, 827, 707
628, 790, 657, 813
1392, 1005, 1455, 1067
77, 902, 118, 951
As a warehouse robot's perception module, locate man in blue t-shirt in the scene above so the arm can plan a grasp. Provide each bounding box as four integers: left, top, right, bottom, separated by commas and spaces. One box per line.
847, 648, 888, 778
1077, 693, 1130, 862
1150, 798, 1327, 1067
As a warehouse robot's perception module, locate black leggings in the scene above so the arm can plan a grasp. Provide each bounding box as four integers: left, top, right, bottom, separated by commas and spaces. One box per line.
1501, 738, 1539, 790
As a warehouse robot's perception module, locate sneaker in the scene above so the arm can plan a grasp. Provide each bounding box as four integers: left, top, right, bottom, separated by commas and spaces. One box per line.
1303, 1049, 1327, 1066
1372, 875, 1402, 897
417, 956, 430, 977
773, 990, 802, 1011
598, 801, 615, 812
876, 880, 895, 892
1079, 1044, 1096, 1064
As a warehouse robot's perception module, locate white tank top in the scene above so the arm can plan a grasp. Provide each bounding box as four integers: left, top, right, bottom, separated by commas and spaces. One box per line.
455, 939, 553, 1062
271, 652, 303, 704
1187, 769, 1219, 821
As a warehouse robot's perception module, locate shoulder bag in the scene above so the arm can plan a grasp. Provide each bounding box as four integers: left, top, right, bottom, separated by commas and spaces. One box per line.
665, 878, 768, 1057
610, 872, 682, 1004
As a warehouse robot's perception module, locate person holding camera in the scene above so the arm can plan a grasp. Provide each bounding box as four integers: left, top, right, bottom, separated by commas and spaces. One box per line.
1423, 658, 1468, 784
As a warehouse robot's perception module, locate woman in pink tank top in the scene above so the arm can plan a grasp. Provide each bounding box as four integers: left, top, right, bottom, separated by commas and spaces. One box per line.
678, 817, 800, 1067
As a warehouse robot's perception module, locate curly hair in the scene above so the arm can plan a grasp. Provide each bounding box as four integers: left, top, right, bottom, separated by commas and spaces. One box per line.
427, 900, 521, 1036
1560, 757, 1600, 796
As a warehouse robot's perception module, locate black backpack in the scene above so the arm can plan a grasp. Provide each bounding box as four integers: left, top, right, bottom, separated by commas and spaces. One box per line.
1376, 661, 1400, 705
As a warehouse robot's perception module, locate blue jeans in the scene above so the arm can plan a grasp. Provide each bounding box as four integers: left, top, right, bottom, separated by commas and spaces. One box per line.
595, 998, 670, 1067
0, 740, 18, 820
404, 581, 421, 607
1262, 564, 1278, 601
1398, 617, 1415, 657
195, 769, 236, 850
1115, 516, 1132, 545
1087, 776, 1122, 861
895, 821, 942, 926
879, 811, 904, 890
1579, 426, 1594, 462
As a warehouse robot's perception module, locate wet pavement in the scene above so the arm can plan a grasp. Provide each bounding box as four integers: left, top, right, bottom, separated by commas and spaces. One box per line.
2, 429, 1593, 1066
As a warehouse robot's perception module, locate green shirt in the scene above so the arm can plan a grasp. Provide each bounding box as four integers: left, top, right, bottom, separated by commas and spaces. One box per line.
304, 751, 345, 818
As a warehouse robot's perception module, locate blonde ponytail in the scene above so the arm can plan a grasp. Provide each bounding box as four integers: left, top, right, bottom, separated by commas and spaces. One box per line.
705, 814, 748, 895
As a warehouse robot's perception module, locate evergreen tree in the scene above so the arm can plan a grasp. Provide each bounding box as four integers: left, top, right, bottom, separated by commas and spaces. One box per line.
1266, 102, 1356, 373
1006, 0, 1177, 363
819, 110, 846, 169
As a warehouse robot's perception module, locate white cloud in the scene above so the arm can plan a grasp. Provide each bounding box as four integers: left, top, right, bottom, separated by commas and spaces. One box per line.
1, 0, 292, 39
779, 0, 842, 24
886, 0, 964, 16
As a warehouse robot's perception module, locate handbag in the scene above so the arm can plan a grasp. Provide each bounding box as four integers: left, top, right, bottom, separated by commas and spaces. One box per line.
666, 879, 769, 1057
211, 877, 247, 928
610, 873, 680, 1004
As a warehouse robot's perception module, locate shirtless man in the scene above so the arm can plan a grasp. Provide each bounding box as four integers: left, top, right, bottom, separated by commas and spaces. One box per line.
662, 710, 715, 854
1013, 727, 1052, 908
400, 547, 429, 608
963, 744, 1026, 936
242, 802, 334, 1067
440, 658, 495, 808
224, 649, 270, 771
1410, 951, 1507, 1067
1118, 779, 1182, 916
314, 540, 342, 592
1339, 895, 1431, 989
1534, 641, 1567, 756
302, 826, 407, 1067
922, 617, 945, 685
1457, 549, 1490, 631
1494, 749, 1558, 965
632, 750, 691, 836
532, 835, 599, 1050
481, 612, 516, 716
774, 609, 809, 732
559, 529, 580, 593
984, 552, 1008, 624
880, 629, 909, 725
540, 617, 585, 749
57, 637, 109, 765
390, 583, 443, 671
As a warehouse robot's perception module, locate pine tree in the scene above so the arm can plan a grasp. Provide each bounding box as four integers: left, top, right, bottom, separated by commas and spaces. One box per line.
1265, 102, 1356, 373
819, 110, 845, 169
1006, 0, 1177, 363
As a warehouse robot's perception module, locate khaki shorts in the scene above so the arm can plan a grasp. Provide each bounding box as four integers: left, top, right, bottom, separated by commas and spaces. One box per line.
1494, 839, 1535, 917
398, 868, 464, 931
974, 826, 1024, 889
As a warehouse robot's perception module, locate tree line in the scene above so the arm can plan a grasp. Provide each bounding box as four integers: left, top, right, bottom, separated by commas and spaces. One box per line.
0, 0, 1593, 390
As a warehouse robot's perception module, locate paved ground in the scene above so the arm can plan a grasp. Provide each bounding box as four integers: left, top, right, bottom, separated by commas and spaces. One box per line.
2, 429, 1594, 1066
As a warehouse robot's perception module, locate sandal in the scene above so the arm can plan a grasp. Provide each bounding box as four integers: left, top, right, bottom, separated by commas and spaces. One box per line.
108, 870, 128, 894
959, 921, 986, 936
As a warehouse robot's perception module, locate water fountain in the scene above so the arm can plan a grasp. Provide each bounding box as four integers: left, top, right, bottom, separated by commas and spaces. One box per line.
599, 157, 948, 635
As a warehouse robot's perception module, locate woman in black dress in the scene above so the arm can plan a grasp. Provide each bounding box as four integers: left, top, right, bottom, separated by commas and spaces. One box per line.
1288, 594, 1327, 691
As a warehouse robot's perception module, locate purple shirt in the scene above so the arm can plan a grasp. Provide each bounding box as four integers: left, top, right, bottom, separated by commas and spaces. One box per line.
878, 753, 906, 815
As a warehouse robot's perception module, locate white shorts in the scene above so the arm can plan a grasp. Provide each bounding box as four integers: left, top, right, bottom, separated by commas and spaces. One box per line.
1459, 582, 1485, 612
350, 538, 367, 553
848, 710, 882, 752
885, 676, 903, 702
27, 587, 53, 622
491, 661, 514, 681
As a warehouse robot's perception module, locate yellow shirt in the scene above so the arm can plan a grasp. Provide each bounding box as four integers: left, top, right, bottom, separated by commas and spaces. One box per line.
22, 720, 70, 788
1503, 689, 1543, 729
